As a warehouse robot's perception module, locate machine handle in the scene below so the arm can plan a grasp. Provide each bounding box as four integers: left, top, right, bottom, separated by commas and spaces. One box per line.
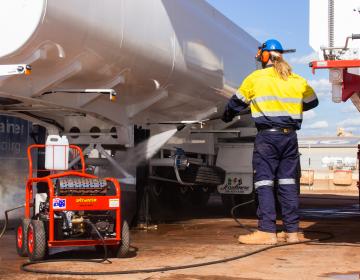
352, 34, 360, 40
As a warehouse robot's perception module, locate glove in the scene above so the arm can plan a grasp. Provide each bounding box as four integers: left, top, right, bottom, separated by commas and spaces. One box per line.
221, 108, 235, 123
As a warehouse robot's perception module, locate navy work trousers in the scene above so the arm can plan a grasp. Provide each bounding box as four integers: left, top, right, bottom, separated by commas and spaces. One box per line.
253, 130, 300, 233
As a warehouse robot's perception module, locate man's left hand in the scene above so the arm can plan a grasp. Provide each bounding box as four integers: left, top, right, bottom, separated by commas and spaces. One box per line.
222, 109, 235, 123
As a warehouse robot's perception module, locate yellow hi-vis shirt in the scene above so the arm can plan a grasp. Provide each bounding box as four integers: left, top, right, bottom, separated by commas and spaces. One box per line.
235, 67, 317, 129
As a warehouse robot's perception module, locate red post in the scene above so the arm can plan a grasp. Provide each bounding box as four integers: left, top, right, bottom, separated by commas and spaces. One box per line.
106, 177, 121, 241
358, 144, 360, 209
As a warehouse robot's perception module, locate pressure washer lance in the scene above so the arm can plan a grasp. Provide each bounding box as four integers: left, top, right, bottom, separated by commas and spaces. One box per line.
146, 109, 251, 131
0, 204, 25, 239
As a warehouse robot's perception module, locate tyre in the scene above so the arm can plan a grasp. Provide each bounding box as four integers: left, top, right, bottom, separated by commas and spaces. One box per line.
113, 220, 130, 258
27, 220, 48, 261
148, 181, 181, 210
15, 218, 30, 257
180, 165, 226, 186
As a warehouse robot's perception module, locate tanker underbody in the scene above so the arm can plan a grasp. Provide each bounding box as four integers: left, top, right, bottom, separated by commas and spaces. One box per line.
29, 114, 259, 224
0, 0, 260, 223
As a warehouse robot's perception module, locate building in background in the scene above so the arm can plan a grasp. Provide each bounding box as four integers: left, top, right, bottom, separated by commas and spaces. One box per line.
299, 137, 360, 190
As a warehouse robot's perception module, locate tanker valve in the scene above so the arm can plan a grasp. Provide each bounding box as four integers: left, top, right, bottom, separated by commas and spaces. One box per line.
17, 65, 32, 75
24, 65, 32, 75
175, 148, 189, 170
110, 90, 117, 102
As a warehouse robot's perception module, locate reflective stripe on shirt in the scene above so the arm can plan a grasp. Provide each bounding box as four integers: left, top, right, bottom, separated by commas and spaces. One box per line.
252, 111, 302, 120
303, 93, 317, 103
232, 67, 317, 129
236, 91, 250, 104
253, 96, 302, 104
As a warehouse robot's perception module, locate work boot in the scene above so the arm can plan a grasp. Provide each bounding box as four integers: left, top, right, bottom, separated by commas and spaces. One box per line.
238, 230, 277, 245
286, 232, 300, 243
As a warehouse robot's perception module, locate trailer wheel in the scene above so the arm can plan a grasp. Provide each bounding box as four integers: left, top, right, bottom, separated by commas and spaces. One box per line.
178, 187, 211, 208
15, 218, 30, 257
148, 181, 181, 210
27, 220, 48, 261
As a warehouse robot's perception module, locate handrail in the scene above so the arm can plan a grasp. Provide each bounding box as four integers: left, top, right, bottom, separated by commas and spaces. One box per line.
27, 144, 86, 179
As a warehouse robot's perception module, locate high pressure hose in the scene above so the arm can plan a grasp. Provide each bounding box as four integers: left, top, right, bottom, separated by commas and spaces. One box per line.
0, 204, 25, 239
0, 207, 110, 264
19, 200, 335, 276
230, 199, 256, 233
20, 219, 111, 273
21, 231, 334, 276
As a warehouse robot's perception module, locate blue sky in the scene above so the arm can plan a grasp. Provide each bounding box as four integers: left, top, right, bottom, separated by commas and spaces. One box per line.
206, 0, 360, 136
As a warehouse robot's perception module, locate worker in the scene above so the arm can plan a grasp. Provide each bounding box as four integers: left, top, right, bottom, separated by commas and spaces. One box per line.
222, 39, 318, 245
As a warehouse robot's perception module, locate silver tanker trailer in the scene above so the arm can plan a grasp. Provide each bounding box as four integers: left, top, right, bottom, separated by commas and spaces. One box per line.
0, 0, 259, 221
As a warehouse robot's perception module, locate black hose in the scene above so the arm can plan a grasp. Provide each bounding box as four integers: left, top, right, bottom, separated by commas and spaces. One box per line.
20, 201, 335, 276
230, 199, 256, 233
21, 219, 111, 273
20, 229, 334, 275
0, 204, 25, 238
0, 206, 109, 262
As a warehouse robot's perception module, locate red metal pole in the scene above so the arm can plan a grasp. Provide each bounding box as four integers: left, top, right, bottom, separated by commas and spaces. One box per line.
358, 144, 360, 209
106, 177, 121, 241
69, 145, 86, 173
47, 178, 55, 243
25, 181, 31, 218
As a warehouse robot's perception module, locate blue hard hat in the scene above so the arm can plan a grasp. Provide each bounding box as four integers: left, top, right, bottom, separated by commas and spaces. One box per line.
261, 39, 284, 52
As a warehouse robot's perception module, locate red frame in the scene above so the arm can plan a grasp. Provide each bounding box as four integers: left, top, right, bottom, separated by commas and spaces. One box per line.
310, 59, 360, 73
358, 144, 360, 206
310, 60, 360, 102
25, 144, 121, 247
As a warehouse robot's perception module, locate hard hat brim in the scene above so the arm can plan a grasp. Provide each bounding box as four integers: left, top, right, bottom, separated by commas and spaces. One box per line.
281, 49, 296, 54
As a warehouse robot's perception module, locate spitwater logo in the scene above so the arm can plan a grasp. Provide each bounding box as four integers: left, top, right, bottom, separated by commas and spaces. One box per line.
53, 198, 66, 209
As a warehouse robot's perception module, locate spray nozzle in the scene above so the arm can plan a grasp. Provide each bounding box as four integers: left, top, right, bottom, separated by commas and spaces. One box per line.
177, 124, 186, 131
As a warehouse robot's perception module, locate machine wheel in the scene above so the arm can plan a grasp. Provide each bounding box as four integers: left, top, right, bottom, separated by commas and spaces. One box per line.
115, 220, 130, 258
27, 220, 48, 261
15, 218, 30, 257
